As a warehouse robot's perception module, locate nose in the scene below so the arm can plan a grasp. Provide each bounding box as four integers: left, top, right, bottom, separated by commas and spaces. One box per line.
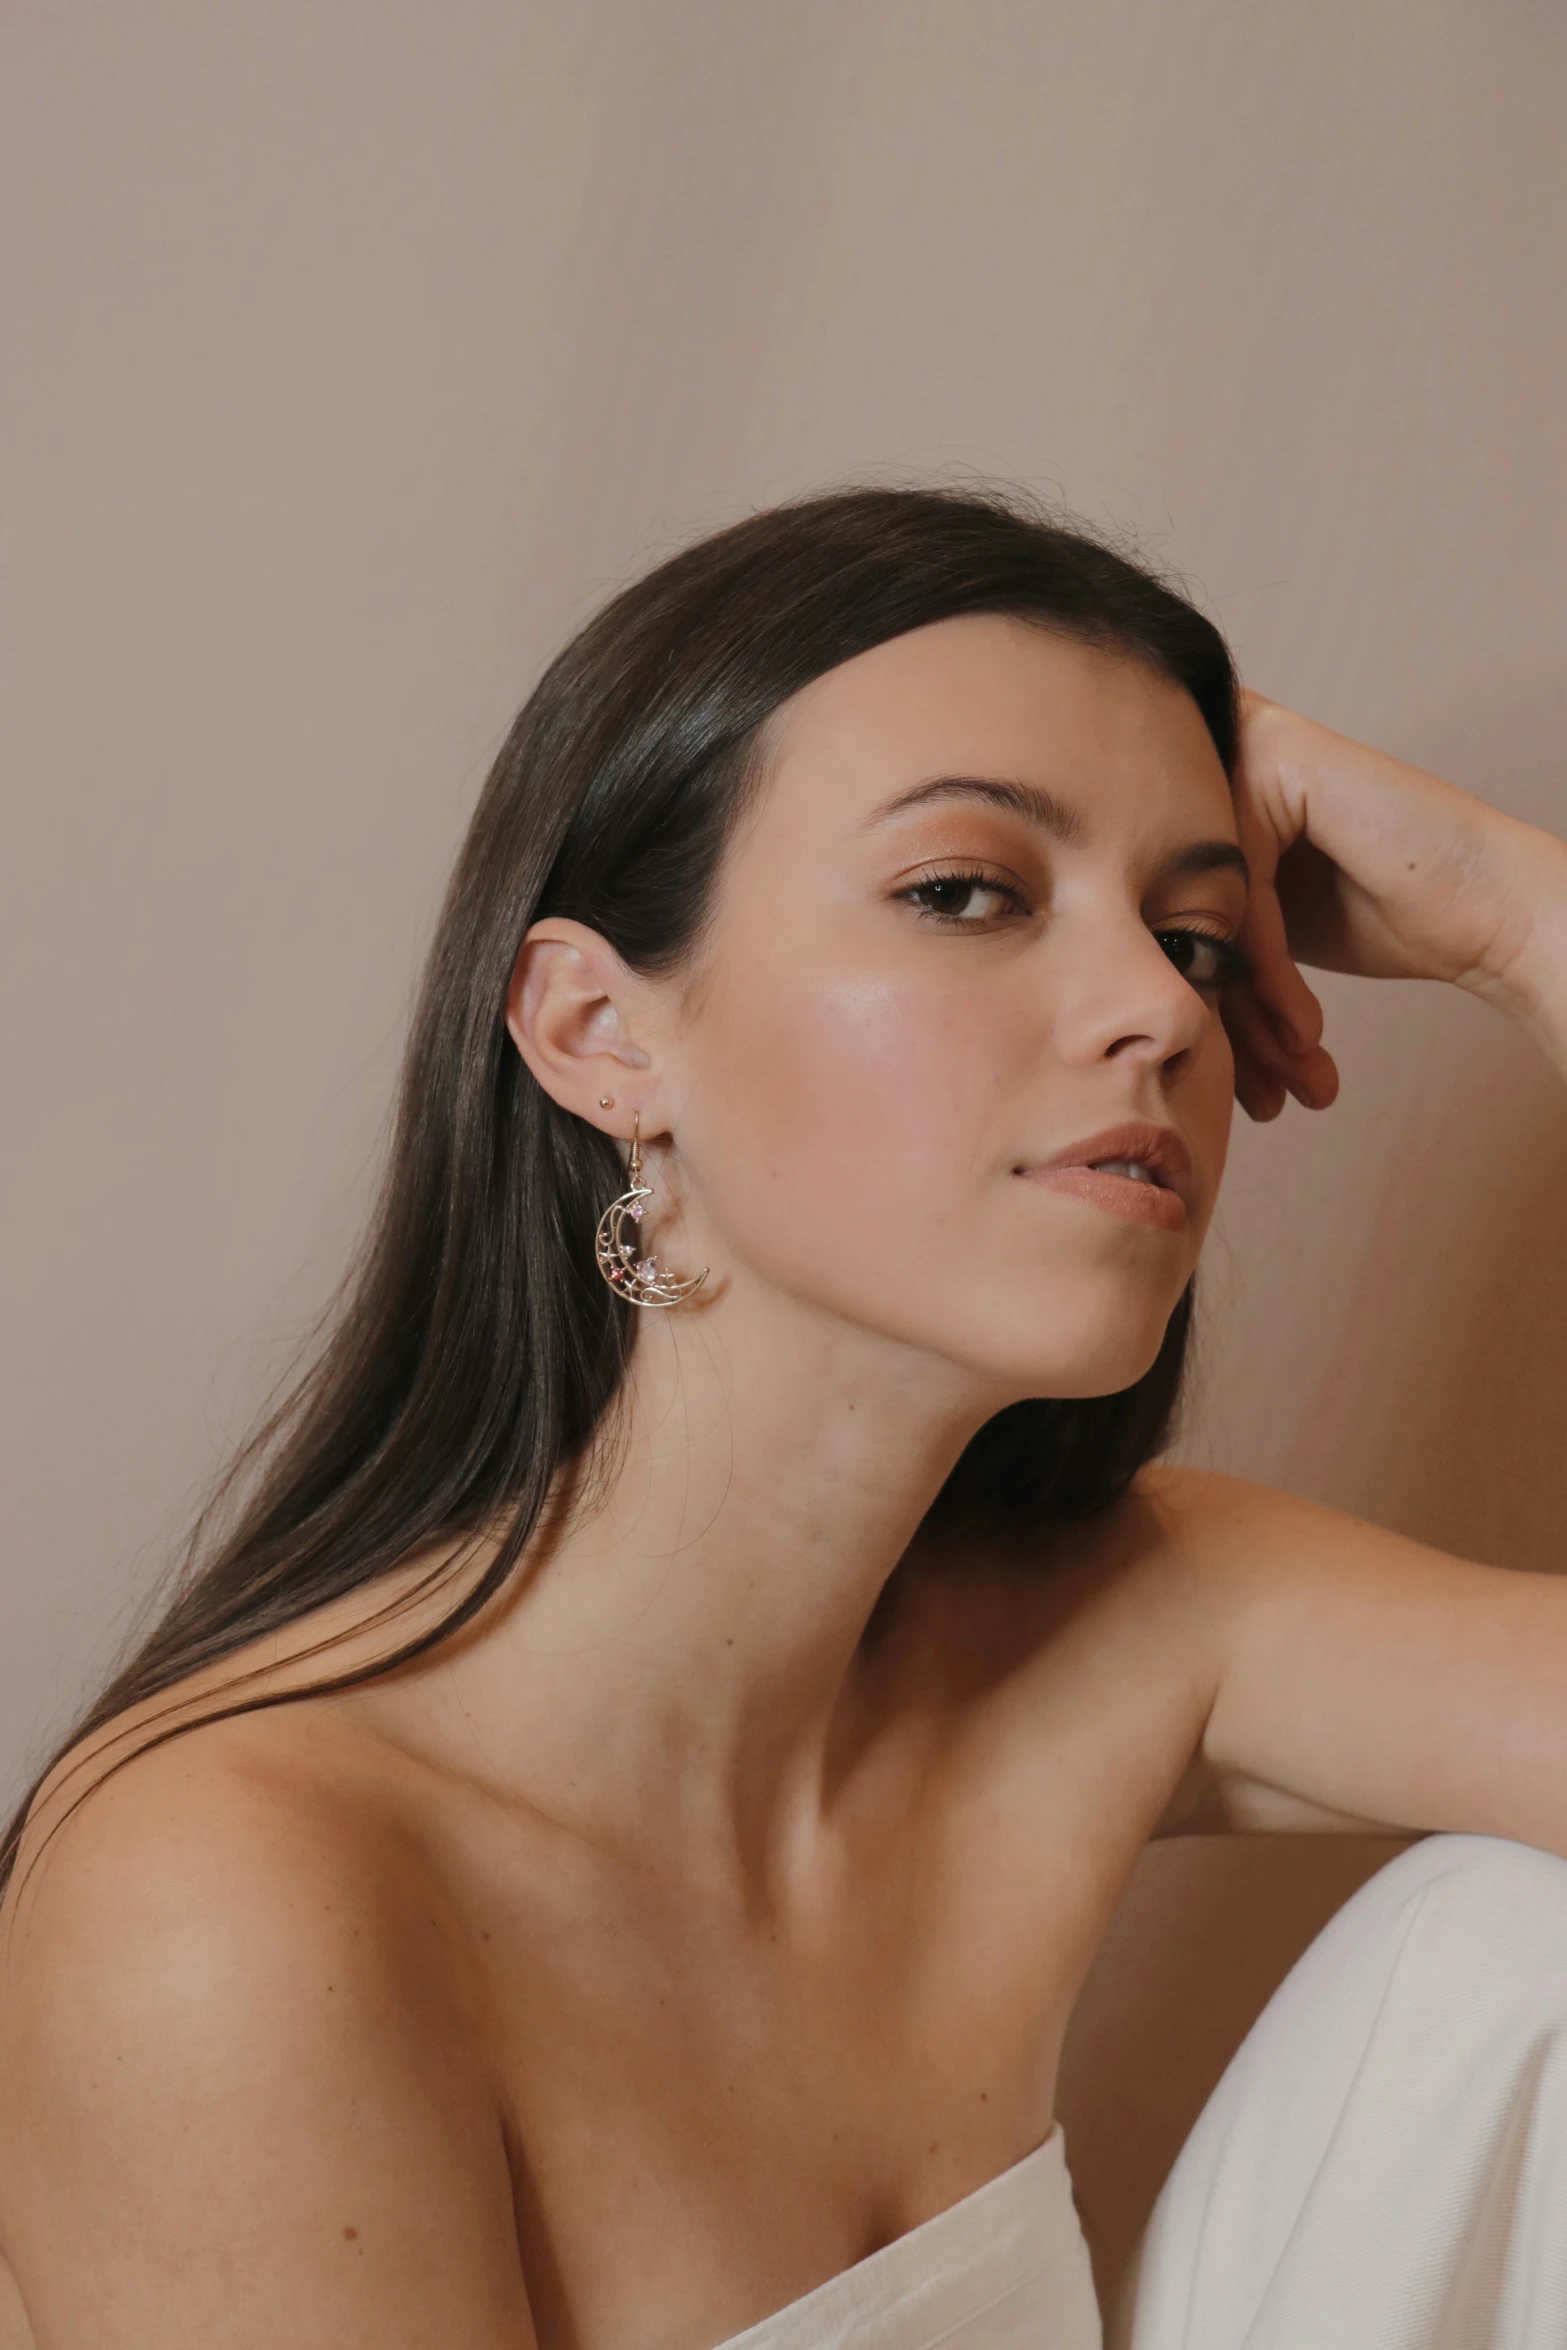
1050, 915, 1211, 1081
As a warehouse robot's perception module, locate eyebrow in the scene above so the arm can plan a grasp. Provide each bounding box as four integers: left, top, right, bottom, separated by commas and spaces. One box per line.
861, 774, 1249, 888
861, 775, 1084, 840
1149, 840, 1250, 887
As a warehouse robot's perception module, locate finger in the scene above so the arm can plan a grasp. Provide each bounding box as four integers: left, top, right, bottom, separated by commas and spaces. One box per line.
1223, 981, 1294, 1075
1224, 997, 1290, 1120
1224, 988, 1340, 1112
1239, 887, 1326, 1054
1233, 1054, 1288, 1121
1297, 1041, 1340, 1108
1263, 956, 1327, 1056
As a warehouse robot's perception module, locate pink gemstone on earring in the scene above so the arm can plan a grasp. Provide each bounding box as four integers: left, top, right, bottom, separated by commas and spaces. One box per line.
637, 1257, 657, 1279
629, 1201, 643, 1220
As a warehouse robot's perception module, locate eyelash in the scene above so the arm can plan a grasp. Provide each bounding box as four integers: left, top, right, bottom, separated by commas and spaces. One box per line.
896, 866, 1256, 990
1154, 928, 1256, 991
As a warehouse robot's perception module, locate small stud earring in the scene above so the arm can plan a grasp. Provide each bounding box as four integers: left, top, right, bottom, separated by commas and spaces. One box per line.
598, 1095, 615, 1108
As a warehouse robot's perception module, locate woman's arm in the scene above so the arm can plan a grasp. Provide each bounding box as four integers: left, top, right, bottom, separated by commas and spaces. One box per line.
1150, 701, 1567, 1844
0, 1744, 538, 2348
1144, 1467, 1567, 1845
1222, 693, 1567, 1115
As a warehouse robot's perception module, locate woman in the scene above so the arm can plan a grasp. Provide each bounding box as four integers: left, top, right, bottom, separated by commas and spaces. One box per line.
2, 485, 1565, 2349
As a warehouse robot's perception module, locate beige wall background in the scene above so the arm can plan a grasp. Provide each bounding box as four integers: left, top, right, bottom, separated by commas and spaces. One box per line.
5, 0, 1565, 2292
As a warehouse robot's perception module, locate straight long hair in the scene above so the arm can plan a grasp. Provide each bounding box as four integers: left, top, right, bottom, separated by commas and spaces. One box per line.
1, 484, 1236, 1894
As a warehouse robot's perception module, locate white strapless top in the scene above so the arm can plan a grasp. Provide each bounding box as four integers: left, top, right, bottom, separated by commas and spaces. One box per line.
707, 2125, 1102, 2350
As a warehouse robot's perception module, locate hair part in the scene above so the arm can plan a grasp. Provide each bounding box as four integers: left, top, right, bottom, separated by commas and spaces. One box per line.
2, 482, 1235, 1898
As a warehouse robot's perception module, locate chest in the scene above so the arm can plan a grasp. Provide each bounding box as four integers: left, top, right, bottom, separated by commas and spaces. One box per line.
440, 1681, 1188, 2348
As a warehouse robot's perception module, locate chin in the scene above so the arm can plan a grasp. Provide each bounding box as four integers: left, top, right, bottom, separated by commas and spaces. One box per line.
932, 1275, 1184, 1400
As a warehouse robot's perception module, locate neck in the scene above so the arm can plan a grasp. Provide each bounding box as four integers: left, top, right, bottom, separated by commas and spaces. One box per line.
433, 1292, 1011, 1900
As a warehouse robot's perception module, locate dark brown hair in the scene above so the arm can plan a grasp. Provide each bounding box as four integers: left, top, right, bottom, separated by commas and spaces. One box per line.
2, 483, 1236, 1893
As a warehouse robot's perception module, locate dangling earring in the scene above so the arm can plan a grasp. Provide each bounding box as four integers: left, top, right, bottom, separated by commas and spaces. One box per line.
594, 1110, 709, 1308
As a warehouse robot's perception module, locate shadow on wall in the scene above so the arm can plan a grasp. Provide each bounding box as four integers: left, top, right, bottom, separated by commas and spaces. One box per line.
1361, 1036, 1567, 1575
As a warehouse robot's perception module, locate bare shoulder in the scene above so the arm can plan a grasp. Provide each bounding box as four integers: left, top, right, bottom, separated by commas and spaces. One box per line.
1123, 1464, 1567, 1844
1129, 1458, 1349, 1552
904, 1476, 1245, 1858
1110, 1463, 1385, 1835
0, 1723, 536, 2348
1126, 1456, 1491, 1612
0, 1526, 500, 2035
1116, 1457, 1418, 1618
4, 1706, 433, 2012
946, 1465, 1423, 1848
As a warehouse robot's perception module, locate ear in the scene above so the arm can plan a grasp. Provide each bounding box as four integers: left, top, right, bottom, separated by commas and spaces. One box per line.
504, 918, 658, 1133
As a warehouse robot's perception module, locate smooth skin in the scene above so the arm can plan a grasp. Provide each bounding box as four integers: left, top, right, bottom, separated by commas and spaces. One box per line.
3, 618, 1567, 2350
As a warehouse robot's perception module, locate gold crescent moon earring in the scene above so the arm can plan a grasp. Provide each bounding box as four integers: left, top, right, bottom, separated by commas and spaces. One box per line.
594, 1111, 709, 1309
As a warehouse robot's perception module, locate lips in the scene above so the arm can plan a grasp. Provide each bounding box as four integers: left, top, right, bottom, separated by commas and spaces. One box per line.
1017, 1121, 1195, 1233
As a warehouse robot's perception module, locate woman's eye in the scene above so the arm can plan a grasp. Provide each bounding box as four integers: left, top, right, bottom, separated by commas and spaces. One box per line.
901, 871, 1026, 925
1154, 927, 1252, 990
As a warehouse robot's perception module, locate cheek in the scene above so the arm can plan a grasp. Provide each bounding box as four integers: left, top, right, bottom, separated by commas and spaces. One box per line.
688, 951, 1015, 1283
1190, 1018, 1236, 1225
679, 921, 1234, 1387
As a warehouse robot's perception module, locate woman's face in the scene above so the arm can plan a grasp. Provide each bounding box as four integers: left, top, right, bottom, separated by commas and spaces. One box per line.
664, 613, 1245, 1400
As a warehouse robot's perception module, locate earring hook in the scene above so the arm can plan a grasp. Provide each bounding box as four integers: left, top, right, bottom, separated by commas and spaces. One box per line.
593, 1106, 709, 1308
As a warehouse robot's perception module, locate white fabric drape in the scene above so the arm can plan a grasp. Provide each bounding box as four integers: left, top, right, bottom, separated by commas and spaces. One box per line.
1109, 1833, 1567, 2349
707, 2123, 1098, 2349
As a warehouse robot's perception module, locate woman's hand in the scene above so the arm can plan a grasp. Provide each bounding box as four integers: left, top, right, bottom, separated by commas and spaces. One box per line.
1222, 692, 1567, 1120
